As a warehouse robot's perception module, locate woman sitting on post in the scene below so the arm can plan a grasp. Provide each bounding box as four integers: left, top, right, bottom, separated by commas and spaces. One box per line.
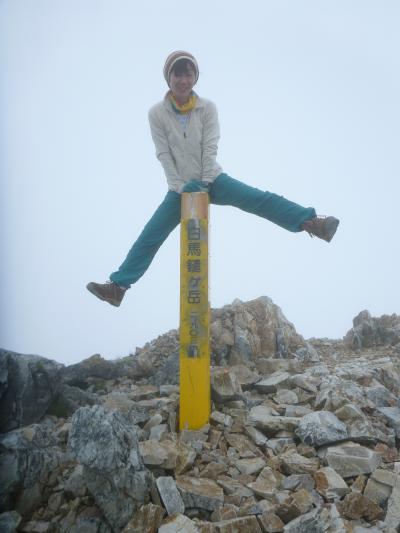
87, 50, 339, 307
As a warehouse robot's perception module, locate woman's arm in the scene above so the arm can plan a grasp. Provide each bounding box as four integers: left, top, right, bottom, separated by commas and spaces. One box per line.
148, 108, 181, 192
201, 101, 220, 183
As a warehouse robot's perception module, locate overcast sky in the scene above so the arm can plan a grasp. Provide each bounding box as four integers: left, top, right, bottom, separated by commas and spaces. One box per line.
1, 1, 399, 365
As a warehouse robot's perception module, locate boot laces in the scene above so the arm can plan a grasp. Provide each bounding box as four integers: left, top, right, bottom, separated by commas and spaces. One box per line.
303, 215, 327, 238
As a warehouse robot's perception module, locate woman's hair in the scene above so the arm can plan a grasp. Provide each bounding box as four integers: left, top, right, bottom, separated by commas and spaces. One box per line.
170, 58, 196, 76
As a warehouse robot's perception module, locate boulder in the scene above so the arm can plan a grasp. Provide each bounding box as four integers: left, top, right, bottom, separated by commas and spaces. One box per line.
156, 477, 185, 515
336, 492, 384, 521
248, 406, 298, 435
60, 354, 126, 386
211, 297, 306, 364
176, 476, 224, 511
0, 350, 62, 432
295, 411, 348, 447
246, 466, 279, 498
68, 405, 151, 531
158, 513, 199, 533
275, 489, 314, 524
314, 467, 350, 500
213, 515, 262, 532
280, 452, 320, 475
344, 310, 400, 349
122, 503, 165, 532
254, 372, 291, 394
0, 511, 22, 533
282, 506, 331, 532
211, 369, 243, 403
377, 407, 400, 437
139, 440, 179, 470
47, 383, 101, 418
258, 511, 285, 533
0, 424, 64, 515
384, 474, 400, 529
321, 441, 382, 478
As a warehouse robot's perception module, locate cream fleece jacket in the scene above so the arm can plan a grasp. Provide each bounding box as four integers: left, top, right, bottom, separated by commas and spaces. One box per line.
148, 94, 223, 192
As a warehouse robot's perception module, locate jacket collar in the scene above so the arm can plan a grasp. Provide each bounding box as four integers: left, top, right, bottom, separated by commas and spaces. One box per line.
162, 91, 205, 113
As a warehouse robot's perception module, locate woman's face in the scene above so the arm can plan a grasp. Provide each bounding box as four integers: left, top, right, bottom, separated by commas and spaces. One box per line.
169, 66, 196, 103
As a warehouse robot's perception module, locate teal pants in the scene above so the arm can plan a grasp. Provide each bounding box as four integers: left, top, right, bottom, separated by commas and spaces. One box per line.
110, 173, 316, 288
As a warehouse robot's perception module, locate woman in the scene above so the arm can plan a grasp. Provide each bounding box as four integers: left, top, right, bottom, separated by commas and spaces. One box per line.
87, 50, 339, 307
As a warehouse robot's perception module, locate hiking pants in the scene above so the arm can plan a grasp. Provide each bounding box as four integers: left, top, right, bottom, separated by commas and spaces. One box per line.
110, 173, 316, 288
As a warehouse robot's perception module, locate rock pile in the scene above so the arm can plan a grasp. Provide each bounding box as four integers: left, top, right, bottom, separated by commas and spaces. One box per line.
1, 296, 400, 532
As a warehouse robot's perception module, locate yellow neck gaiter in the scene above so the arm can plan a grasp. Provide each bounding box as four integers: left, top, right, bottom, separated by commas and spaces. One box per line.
168, 91, 197, 114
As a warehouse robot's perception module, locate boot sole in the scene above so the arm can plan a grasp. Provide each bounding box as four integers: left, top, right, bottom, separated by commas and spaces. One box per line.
86, 283, 121, 307
324, 217, 340, 243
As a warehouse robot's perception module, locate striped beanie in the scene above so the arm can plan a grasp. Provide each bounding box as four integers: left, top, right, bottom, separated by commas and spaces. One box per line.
163, 51, 199, 86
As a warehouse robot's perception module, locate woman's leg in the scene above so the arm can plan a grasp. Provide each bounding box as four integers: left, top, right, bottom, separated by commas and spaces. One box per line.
209, 173, 316, 232
110, 191, 181, 288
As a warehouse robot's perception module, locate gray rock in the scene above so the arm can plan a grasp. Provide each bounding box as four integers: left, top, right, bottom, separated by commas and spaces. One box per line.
363, 477, 392, 506
122, 503, 165, 532
211, 296, 306, 364
149, 424, 169, 441
285, 405, 312, 417
156, 476, 185, 515
61, 353, 126, 385
0, 511, 22, 533
67, 511, 112, 533
246, 466, 279, 498
377, 407, 400, 437
296, 411, 348, 447
0, 350, 62, 432
321, 441, 382, 478
176, 476, 224, 511
344, 310, 400, 349
151, 351, 180, 386
280, 452, 320, 475
281, 474, 315, 492
254, 372, 291, 394
211, 368, 243, 403
47, 383, 101, 418
385, 475, 400, 529
0, 424, 64, 514
244, 426, 268, 447
258, 512, 285, 533
314, 467, 350, 500
139, 440, 179, 470
210, 411, 233, 428
214, 515, 262, 532
273, 389, 299, 405
289, 375, 319, 394
295, 343, 320, 363
248, 406, 298, 435
18, 520, 52, 532
266, 438, 295, 454
230, 364, 260, 390
68, 405, 151, 531
235, 457, 266, 476
158, 513, 199, 533
365, 385, 399, 407
64, 464, 86, 498
283, 506, 331, 532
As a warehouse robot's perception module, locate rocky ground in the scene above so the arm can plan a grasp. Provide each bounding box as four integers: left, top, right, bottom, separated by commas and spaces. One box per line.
1, 296, 400, 533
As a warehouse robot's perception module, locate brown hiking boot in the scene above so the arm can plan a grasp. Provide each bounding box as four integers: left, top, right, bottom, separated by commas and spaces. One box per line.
86, 281, 126, 307
301, 216, 340, 243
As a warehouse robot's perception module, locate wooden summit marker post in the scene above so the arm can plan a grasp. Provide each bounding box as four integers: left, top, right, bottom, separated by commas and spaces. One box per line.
179, 192, 210, 430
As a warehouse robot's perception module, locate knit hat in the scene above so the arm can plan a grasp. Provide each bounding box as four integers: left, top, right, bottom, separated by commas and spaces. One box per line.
163, 51, 199, 86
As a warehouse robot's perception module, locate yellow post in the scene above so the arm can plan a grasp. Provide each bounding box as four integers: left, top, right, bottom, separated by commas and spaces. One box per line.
179, 192, 210, 430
